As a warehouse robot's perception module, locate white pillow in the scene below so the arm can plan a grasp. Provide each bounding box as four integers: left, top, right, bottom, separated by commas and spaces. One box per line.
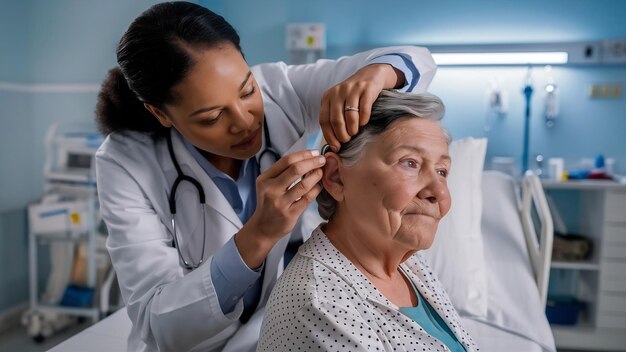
421, 137, 488, 318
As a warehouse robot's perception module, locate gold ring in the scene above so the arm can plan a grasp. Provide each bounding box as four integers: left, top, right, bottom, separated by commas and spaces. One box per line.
344, 106, 359, 112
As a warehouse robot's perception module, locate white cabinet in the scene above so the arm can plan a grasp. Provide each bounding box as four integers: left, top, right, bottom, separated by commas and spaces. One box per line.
543, 180, 626, 351
597, 190, 626, 331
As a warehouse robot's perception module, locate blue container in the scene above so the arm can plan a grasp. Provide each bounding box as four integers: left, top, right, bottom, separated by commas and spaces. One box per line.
59, 285, 94, 308
545, 295, 580, 325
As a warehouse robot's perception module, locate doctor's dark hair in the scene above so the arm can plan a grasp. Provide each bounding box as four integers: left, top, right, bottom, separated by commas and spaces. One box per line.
316, 90, 449, 220
96, 1, 241, 136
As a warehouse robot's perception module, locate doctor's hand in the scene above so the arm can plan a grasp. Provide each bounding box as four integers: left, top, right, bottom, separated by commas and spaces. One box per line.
319, 63, 404, 152
235, 149, 325, 269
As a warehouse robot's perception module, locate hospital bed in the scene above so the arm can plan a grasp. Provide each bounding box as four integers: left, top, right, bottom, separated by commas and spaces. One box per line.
48, 171, 555, 351
458, 171, 555, 352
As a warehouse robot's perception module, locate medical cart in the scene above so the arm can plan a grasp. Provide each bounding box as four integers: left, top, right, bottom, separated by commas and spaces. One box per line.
22, 121, 120, 343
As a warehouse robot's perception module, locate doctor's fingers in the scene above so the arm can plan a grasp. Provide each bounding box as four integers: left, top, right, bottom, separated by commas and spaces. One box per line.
260, 149, 322, 180
284, 168, 323, 205
321, 81, 378, 149
320, 82, 358, 151
343, 86, 379, 138
356, 84, 379, 128
289, 181, 323, 214
270, 154, 326, 192
328, 97, 351, 144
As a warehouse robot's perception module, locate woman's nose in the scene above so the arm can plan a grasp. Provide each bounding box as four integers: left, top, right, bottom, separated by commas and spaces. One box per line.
229, 103, 254, 133
417, 171, 448, 204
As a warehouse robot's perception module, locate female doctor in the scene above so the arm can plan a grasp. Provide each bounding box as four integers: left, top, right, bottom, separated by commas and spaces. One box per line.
95, 2, 436, 351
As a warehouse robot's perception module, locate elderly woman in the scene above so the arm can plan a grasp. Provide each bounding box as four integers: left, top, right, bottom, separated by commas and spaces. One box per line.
258, 90, 477, 352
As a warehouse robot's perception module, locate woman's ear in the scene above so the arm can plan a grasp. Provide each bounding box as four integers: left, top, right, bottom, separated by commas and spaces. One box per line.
321, 152, 345, 202
144, 103, 173, 128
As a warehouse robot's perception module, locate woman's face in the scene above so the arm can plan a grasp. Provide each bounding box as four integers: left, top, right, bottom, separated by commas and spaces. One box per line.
338, 118, 451, 252
151, 43, 265, 161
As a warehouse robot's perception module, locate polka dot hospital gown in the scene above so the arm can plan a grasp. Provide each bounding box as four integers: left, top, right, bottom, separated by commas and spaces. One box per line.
258, 226, 478, 352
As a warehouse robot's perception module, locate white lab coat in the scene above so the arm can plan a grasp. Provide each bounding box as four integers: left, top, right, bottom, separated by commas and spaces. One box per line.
258, 227, 479, 352
95, 46, 436, 352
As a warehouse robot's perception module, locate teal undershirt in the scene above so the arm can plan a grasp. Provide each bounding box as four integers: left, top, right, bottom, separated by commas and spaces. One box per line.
399, 268, 466, 352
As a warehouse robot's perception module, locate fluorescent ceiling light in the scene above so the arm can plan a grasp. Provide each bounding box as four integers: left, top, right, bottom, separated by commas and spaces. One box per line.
432, 52, 569, 65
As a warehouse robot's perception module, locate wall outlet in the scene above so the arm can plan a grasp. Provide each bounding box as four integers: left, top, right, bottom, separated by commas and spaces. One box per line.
286, 23, 326, 50
589, 83, 623, 99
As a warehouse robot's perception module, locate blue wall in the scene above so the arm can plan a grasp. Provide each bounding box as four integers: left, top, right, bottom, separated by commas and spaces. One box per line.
25, 0, 162, 83
431, 66, 626, 174
0, 0, 34, 315
204, 0, 626, 63
203, 0, 626, 173
0, 1, 30, 81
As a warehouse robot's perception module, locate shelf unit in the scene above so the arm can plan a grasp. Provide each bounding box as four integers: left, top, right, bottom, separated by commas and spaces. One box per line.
23, 122, 113, 342
29, 225, 101, 321
551, 259, 600, 271
543, 180, 626, 351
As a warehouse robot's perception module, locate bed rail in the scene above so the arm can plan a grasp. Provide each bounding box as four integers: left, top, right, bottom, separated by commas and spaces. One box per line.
520, 173, 554, 307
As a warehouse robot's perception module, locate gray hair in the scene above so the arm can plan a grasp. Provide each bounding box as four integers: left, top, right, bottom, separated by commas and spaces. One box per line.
316, 90, 449, 220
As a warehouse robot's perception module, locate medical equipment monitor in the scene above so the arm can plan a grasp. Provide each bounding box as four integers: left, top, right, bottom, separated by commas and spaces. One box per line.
67, 153, 92, 170
45, 133, 102, 184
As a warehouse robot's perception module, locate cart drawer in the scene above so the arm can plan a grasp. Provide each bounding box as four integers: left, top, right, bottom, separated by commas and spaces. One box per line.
601, 260, 626, 292
605, 191, 626, 223
596, 313, 626, 329
598, 293, 626, 314
602, 242, 626, 259
604, 224, 626, 244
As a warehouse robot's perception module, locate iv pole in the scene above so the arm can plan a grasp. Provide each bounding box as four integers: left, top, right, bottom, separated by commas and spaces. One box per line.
522, 66, 533, 174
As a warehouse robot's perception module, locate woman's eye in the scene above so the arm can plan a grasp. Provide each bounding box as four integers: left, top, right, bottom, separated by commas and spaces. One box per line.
401, 159, 419, 169
242, 86, 255, 98
200, 114, 221, 126
437, 169, 448, 178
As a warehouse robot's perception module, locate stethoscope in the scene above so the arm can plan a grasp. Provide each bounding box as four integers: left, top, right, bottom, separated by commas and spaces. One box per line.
166, 121, 280, 270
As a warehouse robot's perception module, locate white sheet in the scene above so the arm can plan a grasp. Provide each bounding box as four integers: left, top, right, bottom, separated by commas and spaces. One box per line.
48, 309, 130, 352
468, 171, 555, 352
461, 317, 544, 352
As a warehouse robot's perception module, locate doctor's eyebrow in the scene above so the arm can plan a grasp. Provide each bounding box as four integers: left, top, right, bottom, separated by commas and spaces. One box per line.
188, 71, 253, 118
239, 71, 252, 90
